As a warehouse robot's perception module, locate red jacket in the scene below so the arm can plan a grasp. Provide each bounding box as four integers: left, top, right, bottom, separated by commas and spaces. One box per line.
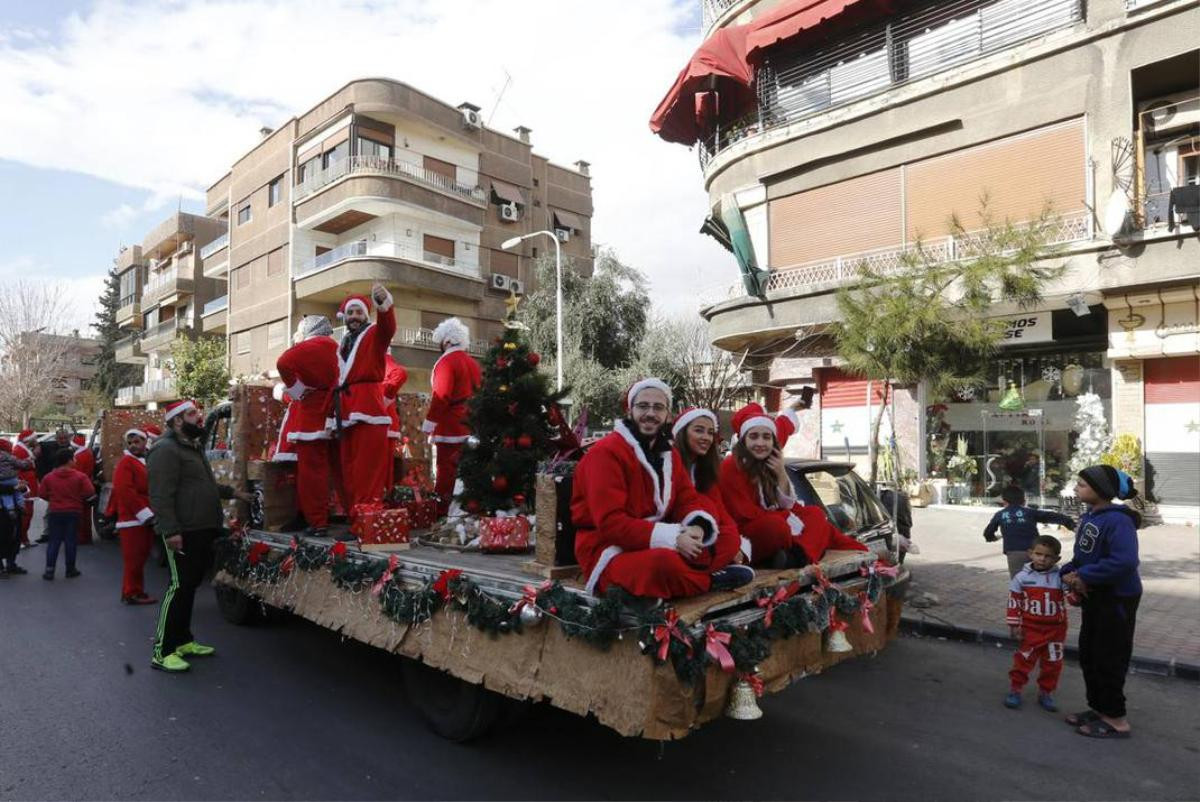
719, 454, 867, 563
691, 468, 749, 560
571, 421, 720, 595
277, 335, 339, 439
421, 347, 482, 443
271, 397, 299, 462
334, 298, 396, 427
73, 446, 96, 481
383, 354, 409, 440
39, 466, 95, 514
110, 452, 153, 529
13, 442, 37, 495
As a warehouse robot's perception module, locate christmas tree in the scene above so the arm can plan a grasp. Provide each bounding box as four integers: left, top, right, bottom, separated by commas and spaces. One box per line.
456, 297, 566, 515
1066, 391, 1112, 477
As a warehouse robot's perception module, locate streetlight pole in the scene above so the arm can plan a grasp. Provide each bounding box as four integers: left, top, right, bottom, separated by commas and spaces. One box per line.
501, 230, 563, 392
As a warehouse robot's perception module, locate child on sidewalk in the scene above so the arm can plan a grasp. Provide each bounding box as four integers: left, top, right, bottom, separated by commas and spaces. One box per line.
38, 449, 96, 581
0, 438, 32, 519
984, 486, 1076, 578
1004, 534, 1069, 712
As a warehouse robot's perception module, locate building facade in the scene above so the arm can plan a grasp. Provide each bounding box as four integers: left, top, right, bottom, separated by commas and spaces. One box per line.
115, 78, 593, 401
657, 0, 1199, 515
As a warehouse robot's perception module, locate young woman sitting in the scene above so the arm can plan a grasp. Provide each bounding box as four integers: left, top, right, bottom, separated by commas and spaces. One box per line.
719, 402, 868, 568
672, 408, 750, 568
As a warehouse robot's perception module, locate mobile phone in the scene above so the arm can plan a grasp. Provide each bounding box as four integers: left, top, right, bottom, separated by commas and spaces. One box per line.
799, 386, 816, 408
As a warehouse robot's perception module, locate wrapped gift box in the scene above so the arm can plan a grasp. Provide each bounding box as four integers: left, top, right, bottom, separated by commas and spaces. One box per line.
479, 515, 532, 553
402, 499, 438, 530
355, 505, 411, 551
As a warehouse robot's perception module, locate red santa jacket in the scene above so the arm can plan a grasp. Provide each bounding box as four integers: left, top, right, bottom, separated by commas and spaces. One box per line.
334, 298, 396, 428
111, 451, 153, 530
271, 397, 299, 462
383, 354, 409, 440
422, 347, 482, 443
719, 454, 867, 563
277, 335, 339, 439
73, 445, 96, 482
690, 466, 750, 560
13, 442, 37, 495
571, 421, 720, 595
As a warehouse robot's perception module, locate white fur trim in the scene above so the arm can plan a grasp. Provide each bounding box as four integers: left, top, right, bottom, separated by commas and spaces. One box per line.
779, 407, 799, 428
421, 419, 436, 434
738, 415, 775, 439
272, 382, 286, 402
627, 378, 672, 410
650, 522, 682, 550
612, 420, 670, 521
271, 452, 298, 463
787, 511, 805, 536
337, 321, 375, 386
387, 431, 403, 439
164, 400, 196, 422
681, 510, 719, 546
585, 545, 623, 596
432, 317, 469, 347
135, 507, 154, 524
284, 378, 309, 401
115, 520, 148, 530
74, 445, 89, 457
375, 286, 394, 313
122, 450, 146, 464
124, 428, 147, 441
671, 408, 717, 438
337, 412, 393, 426
740, 536, 752, 561
431, 434, 470, 444
338, 298, 368, 319
287, 430, 331, 442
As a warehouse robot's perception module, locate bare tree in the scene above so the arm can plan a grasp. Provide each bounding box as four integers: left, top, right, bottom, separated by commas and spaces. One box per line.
643, 316, 750, 412
0, 279, 79, 429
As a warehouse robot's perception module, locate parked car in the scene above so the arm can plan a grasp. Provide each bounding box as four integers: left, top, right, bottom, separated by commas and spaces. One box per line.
786, 459, 897, 557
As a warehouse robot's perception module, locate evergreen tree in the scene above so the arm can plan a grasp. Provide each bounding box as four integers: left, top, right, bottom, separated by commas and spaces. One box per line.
168, 336, 231, 408
89, 266, 140, 402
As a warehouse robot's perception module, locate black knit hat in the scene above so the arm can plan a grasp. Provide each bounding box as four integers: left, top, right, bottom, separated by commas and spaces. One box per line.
1078, 465, 1137, 501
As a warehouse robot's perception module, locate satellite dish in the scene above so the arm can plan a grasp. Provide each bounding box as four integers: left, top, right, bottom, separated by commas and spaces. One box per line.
1104, 190, 1130, 238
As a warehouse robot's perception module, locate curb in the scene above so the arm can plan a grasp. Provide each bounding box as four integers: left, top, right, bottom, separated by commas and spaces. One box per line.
900, 614, 1200, 682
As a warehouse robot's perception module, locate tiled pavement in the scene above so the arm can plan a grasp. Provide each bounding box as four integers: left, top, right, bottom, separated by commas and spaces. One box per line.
902, 506, 1200, 668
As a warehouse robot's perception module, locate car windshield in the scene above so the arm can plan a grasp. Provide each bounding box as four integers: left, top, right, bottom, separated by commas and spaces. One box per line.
789, 467, 890, 536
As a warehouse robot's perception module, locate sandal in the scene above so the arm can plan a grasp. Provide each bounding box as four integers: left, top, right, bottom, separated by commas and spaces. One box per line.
1077, 719, 1131, 739
1065, 710, 1100, 727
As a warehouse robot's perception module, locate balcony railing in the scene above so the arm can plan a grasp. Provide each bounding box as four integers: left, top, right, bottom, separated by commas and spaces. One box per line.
698, 211, 1091, 309
140, 317, 184, 348
701, 0, 742, 31
203, 295, 229, 315
331, 325, 491, 357
143, 267, 189, 302
200, 232, 229, 260
293, 155, 487, 204
295, 239, 482, 281
115, 377, 177, 405
114, 334, 145, 363
699, 0, 1084, 168
116, 385, 139, 405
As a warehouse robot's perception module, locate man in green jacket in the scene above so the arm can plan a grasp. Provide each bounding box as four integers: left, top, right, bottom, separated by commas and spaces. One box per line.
149, 399, 251, 673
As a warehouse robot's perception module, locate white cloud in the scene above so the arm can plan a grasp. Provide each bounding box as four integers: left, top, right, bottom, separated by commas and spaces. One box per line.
0, 0, 732, 318
0, 257, 106, 334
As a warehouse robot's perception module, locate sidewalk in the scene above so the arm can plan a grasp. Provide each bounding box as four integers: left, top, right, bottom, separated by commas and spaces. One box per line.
902, 506, 1200, 673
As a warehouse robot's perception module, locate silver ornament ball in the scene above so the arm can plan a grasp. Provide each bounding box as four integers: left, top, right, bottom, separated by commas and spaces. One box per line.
465, 435, 480, 450
519, 604, 544, 628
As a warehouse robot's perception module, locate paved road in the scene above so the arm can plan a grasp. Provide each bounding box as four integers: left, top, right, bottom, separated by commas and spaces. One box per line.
2, 540, 1197, 801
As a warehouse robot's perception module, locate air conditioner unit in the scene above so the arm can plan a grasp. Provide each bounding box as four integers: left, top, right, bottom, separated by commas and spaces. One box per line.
510, 279, 524, 295
177, 241, 193, 256
490, 273, 512, 291
554, 228, 571, 243
500, 202, 521, 222
462, 108, 482, 130
1139, 91, 1200, 136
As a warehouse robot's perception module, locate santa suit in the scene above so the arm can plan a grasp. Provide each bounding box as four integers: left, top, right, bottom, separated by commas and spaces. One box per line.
383, 355, 408, 489
691, 469, 747, 570
271, 396, 299, 463
719, 409, 867, 566
73, 444, 96, 545
571, 420, 722, 599
1006, 563, 1069, 694
111, 450, 155, 599
422, 346, 482, 514
277, 335, 339, 529
333, 294, 396, 518
13, 441, 37, 545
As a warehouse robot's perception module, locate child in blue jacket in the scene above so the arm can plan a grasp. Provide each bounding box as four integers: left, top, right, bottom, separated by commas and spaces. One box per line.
1061, 465, 1141, 740
983, 486, 1076, 577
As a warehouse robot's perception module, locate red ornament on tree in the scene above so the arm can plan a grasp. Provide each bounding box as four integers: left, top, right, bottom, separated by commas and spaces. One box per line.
502, 436, 515, 449
492, 475, 509, 492
527, 352, 541, 366
516, 434, 533, 449
513, 493, 526, 506
496, 357, 508, 369
465, 499, 481, 513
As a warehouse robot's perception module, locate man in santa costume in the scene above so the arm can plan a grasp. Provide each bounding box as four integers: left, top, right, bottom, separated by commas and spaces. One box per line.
71, 434, 96, 545
13, 430, 40, 547
332, 284, 395, 528
570, 378, 755, 599
275, 314, 339, 536
383, 353, 409, 490
112, 428, 157, 604
421, 318, 482, 516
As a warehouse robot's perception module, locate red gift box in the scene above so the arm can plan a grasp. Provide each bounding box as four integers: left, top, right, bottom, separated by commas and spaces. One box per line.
350, 503, 385, 538
401, 499, 438, 529
360, 507, 411, 549
479, 515, 532, 553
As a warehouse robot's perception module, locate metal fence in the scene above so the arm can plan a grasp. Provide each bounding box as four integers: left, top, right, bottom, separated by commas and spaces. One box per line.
295, 238, 482, 281
701, 0, 742, 31
293, 155, 487, 203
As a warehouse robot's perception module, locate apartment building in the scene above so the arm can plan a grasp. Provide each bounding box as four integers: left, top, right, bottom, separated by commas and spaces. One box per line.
115, 78, 594, 402
16, 330, 102, 419
657, 0, 1199, 514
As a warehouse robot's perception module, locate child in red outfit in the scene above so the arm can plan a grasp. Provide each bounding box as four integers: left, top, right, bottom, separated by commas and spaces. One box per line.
38, 450, 97, 580
1005, 534, 1069, 712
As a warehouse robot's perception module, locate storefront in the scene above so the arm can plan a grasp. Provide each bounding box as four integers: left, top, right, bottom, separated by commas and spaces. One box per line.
926, 306, 1110, 508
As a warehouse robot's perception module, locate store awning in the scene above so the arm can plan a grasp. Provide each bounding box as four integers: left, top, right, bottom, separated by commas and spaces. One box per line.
744, 0, 884, 59
490, 180, 526, 206
552, 209, 583, 231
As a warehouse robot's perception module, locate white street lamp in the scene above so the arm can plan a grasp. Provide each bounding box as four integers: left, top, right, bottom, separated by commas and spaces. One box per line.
501, 230, 564, 392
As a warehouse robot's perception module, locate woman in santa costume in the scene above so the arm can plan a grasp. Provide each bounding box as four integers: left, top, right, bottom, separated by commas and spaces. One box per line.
720, 402, 868, 568
421, 318, 482, 516
276, 314, 341, 536
112, 428, 157, 604
383, 353, 409, 490
571, 379, 755, 599
13, 430, 40, 547
70, 434, 96, 545
672, 407, 750, 566
332, 284, 396, 528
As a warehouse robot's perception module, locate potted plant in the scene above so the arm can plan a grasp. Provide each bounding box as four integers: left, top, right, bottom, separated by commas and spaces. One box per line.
946, 436, 978, 503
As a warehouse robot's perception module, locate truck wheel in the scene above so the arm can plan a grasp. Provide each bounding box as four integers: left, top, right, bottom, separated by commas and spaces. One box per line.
214, 584, 260, 625
400, 659, 502, 742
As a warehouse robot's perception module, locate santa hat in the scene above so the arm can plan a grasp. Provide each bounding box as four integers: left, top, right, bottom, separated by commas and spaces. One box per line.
144, 425, 162, 441
731, 403, 775, 440
337, 295, 371, 320
18, 429, 36, 444
72, 434, 86, 448
0, 439, 11, 453
672, 407, 718, 438
164, 399, 198, 423
625, 378, 673, 413
432, 317, 469, 348
124, 428, 147, 441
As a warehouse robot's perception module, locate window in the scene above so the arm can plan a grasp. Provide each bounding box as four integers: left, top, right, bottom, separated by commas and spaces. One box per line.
235, 331, 252, 355
268, 175, 283, 207
267, 320, 287, 350
357, 136, 391, 161
423, 234, 456, 265
234, 266, 251, 289
298, 156, 320, 184
323, 141, 348, 169
267, 247, 285, 277
423, 155, 457, 183
237, 203, 251, 225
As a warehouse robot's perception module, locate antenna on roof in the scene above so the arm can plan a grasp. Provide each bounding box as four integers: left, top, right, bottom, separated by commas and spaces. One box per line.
487, 69, 512, 125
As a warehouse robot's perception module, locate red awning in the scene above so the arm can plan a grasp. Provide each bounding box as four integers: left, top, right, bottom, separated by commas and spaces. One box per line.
745, 0, 878, 59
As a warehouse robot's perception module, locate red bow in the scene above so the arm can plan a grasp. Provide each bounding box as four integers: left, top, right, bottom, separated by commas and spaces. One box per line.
280, 554, 295, 576
330, 541, 348, 560
739, 671, 765, 697
858, 592, 875, 635
401, 475, 424, 503
705, 624, 735, 673
510, 581, 551, 615
756, 580, 801, 628
828, 609, 849, 633
432, 569, 463, 602
247, 542, 270, 566
372, 555, 401, 597
653, 609, 692, 662
810, 564, 831, 590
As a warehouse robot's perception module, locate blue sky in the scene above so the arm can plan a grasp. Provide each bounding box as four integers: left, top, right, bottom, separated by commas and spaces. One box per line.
0, 1, 717, 333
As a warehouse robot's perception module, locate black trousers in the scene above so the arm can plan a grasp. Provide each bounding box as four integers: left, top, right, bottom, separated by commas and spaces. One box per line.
0, 505, 20, 568
1078, 588, 1140, 718
153, 529, 218, 660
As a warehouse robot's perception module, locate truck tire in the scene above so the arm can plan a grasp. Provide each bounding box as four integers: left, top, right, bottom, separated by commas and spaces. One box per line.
400, 659, 502, 742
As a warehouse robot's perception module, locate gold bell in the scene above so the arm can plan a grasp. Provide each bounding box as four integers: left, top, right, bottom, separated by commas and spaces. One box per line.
825, 627, 853, 653
725, 678, 764, 720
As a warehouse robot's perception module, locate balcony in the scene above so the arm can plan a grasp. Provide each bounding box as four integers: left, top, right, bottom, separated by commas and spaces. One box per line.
332, 325, 490, 357
293, 155, 487, 205
199, 232, 229, 260
116, 245, 143, 272
140, 317, 186, 352
116, 385, 139, 407
116, 298, 141, 328
699, 0, 1084, 169
114, 334, 146, 365
297, 239, 483, 282
701, 0, 745, 33
114, 377, 177, 406
202, 295, 228, 334
143, 265, 196, 306
698, 211, 1091, 309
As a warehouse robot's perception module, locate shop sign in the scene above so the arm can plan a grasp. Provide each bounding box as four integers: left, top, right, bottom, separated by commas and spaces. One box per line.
998, 312, 1052, 346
